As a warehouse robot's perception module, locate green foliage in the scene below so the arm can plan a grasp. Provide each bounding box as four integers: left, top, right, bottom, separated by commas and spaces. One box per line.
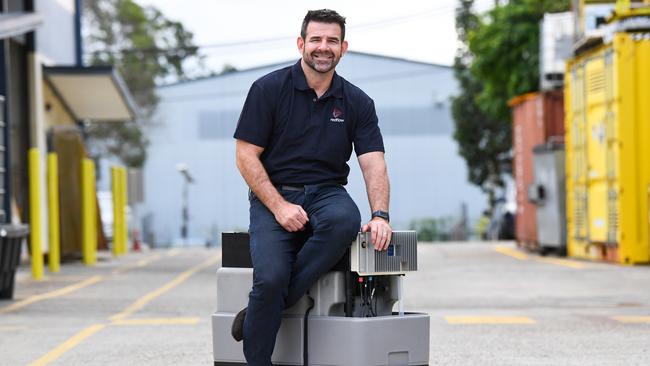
83, 0, 205, 167
451, 0, 569, 208
409, 218, 453, 242
220, 64, 238, 75
452, 0, 506, 207
85, 122, 147, 167
468, 0, 569, 123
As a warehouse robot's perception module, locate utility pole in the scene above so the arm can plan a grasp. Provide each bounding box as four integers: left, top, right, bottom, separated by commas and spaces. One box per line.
176, 163, 194, 245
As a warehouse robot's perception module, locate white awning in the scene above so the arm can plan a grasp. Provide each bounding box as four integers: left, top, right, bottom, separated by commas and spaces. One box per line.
44, 66, 138, 122
0, 12, 43, 39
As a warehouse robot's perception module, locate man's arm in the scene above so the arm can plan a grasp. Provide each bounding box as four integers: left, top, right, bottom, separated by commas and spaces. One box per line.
358, 151, 392, 250
236, 139, 308, 232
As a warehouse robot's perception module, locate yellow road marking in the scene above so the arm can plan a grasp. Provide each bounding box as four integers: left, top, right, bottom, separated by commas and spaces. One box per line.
535, 257, 587, 269
112, 317, 200, 326
0, 275, 104, 314
0, 325, 28, 331
494, 246, 587, 269
445, 316, 536, 324
166, 248, 181, 257
612, 316, 650, 323
28, 324, 107, 366
4, 252, 171, 314
110, 253, 222, 321
111, 252, 165, 275
25, 251, 221, 366
494, 245, 529, 260
17, 275, 87, 284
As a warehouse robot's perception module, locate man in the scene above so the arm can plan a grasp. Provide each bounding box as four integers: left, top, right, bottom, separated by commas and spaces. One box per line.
233, 9, 392, 365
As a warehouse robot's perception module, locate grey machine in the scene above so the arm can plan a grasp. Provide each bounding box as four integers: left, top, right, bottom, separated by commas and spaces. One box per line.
528, 142, 567, 254
212, 231, 430, 366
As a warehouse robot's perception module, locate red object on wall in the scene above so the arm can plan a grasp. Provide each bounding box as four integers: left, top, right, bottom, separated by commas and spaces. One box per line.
509, 91, 565, 249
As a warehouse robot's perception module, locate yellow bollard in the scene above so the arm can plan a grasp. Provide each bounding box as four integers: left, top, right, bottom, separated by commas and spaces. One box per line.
112, 166, 129, 256
111, 167, 121, 256
120, 167, 129, 255
117, 167, 123, 255
28, 148, 44, 280
81, 158, 97, 265
47, 153, 60, 273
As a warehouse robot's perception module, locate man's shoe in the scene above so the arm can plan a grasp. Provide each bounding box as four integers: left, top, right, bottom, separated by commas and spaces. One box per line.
231, 307, 247, 342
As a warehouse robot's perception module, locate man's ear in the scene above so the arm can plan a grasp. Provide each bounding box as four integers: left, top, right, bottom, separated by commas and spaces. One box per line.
341, 40, 349, 56
297, 36, 304, 54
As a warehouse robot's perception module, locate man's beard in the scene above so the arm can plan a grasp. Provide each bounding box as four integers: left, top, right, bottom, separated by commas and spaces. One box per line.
303, 50, 340, 74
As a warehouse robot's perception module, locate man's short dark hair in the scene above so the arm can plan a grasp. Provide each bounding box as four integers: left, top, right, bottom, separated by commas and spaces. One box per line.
301, 9, 346, 41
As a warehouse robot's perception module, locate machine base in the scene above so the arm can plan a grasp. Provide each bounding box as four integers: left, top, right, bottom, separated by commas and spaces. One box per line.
212, 312, 430, 366
215, 363, 428, 366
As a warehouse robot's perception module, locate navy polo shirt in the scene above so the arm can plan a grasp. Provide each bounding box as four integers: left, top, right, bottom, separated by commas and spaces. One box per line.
234, 60, 384, 185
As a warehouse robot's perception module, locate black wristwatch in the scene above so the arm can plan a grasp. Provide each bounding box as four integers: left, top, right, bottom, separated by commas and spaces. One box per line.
371, 210, 390, 222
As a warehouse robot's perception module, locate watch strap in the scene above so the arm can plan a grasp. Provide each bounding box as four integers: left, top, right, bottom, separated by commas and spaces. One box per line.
371, 210, 390, 222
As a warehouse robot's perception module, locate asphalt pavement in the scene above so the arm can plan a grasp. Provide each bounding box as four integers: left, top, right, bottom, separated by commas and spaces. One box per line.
1, 242, 649, 365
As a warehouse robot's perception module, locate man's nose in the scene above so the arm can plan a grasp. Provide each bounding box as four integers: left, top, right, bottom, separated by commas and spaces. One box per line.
317, 39, 329, 51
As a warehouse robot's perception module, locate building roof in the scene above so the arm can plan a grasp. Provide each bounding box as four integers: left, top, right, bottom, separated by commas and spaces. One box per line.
44, 66, 139, 121
0, 12, 43, 39
159, 50, 451, 89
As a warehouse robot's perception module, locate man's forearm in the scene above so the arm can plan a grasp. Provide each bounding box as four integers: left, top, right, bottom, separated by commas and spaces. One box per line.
359, 154, 390, 212
236, 149, 285, 212
365, 168, 389, 212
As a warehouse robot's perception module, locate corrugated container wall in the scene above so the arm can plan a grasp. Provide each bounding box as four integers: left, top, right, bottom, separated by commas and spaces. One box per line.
510, 91, 565, 249
565, 32, 650, 264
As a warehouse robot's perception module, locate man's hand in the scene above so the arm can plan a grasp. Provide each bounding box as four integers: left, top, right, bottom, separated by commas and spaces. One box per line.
362, 217, 392, 251
236, 139, 308, 232
273, 201, 309, 232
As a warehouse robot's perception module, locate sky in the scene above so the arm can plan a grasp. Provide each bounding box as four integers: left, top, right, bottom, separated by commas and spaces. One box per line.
136, 0, 494, 75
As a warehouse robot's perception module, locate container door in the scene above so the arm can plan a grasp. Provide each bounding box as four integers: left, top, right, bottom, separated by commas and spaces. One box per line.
0, 96, 5, 223
585, 55, 608, 243
614, 33, 650, 263
604, 50, 619, 245
570, 64, 589, 241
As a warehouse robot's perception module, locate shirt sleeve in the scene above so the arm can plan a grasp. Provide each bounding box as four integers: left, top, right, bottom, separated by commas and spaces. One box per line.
353, 98, 385, 156
233, 82, 273, 148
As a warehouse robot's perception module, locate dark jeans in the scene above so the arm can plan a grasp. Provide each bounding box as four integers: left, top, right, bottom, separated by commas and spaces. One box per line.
243, 183, 361, 366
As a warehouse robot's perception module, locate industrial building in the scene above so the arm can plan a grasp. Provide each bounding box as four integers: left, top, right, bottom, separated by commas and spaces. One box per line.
1, 0, 136, 282
141, 52, 487, 246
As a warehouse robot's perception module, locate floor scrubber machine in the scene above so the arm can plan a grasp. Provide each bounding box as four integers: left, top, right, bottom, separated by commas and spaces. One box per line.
212, 231, 430, 366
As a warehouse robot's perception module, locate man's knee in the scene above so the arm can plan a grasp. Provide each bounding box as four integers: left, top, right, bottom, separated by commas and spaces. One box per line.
253, 268, 291, 297
319, 206, 361, 242
340, 211, 361, 240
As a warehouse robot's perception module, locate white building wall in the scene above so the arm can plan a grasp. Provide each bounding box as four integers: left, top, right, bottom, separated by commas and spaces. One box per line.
35, 0, 76, 65
142, 52, 486, 246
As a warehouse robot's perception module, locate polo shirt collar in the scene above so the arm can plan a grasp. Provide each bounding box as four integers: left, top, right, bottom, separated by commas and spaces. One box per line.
291, 60, 343, 99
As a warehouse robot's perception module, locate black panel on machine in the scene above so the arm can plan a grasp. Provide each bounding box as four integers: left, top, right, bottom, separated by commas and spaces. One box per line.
221, 232, 350, 271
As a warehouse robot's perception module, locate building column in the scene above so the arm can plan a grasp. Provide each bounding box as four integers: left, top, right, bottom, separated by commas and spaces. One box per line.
28, 48, 49, 254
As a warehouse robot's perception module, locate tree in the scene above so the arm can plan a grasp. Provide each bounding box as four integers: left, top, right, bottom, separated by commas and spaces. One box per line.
83, 0, 206, 167
452, 0, 506, 209
468, 0, 569, 123
220, 63, 238, 75
451, 0, 569, 209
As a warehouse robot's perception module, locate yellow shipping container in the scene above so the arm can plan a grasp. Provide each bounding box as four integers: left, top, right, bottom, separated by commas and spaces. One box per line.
565, 32, 650, 264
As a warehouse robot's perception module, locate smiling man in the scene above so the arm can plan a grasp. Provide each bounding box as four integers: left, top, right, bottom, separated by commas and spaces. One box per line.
232, 9, 391, 365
